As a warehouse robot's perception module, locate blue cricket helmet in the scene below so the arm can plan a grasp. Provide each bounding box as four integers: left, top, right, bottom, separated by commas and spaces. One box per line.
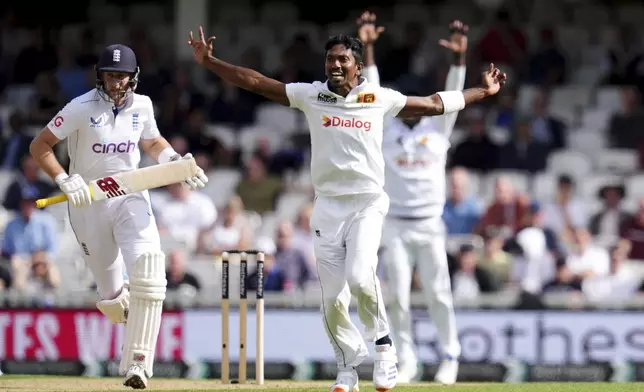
95, 44, 140, 101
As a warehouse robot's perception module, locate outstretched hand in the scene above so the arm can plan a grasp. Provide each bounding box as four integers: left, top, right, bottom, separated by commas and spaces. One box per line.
438, 20, 469, 54
356, 11, 385, 45
188, 26, 215, 65
481, 63, 507, 96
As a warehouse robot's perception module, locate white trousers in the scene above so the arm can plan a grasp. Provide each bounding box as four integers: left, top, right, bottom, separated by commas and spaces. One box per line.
68, 191, 162, 300
381, 215, 461, 366
311, 192, 391, 368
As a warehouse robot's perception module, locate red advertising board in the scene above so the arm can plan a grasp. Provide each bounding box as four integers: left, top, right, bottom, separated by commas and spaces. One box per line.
0, 309, 183, 361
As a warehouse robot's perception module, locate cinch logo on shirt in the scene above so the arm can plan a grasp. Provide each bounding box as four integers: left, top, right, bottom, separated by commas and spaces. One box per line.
92, 141, 136, 154
322, 115, 372, 131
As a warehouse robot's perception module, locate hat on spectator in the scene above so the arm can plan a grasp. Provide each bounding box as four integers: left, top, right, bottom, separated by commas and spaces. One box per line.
598, 182, 626, 200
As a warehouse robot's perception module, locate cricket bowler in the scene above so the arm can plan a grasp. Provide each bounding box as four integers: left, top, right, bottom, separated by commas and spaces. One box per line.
359, 13, 466, 385
188, 25, 505, 392
29, 44, 208, 389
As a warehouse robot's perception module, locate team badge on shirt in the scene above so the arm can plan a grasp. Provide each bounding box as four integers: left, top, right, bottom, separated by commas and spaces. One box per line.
357, 93, 376, 103
132, 112, 139, 131
90, 113, 108, 128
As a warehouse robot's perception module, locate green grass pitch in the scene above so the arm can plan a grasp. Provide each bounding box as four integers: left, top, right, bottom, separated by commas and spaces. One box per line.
1, 376, 644, 392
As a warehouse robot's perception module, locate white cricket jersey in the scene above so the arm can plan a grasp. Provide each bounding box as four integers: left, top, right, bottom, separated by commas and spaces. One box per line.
364, 65, 466, 218
47, 89, 160, 182
285, 79, 407, 196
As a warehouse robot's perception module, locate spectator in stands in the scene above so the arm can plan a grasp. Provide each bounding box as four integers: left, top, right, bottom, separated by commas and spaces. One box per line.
478, 227, 512, 283
75, 28, 99, 68
12, 250, 60, 295
492, 92, 516, 129
236, 155, 284, 214
498, 116, 549, 173
448, 108, 500, 173
583, 241, 641, 302
0, 112, 32, 170
475, 9, 526, 71
0, 262, 11, 290
542, 256, 581, 292
520, 201, 563, 257
589, 183, 632, 240
541, 175, 588, 242
273, 221, 314, 291
620, 197, 644, 260
526, 28, 567, 87
166, 249, 201, 296
442, 167, 482, 235
56, 47, 89, 101
1, 188, 58, 261
180, 107, 222, 157
564, 227, 610, 281
510, 224, 556, 295
27, 71, 64, 126
529, 92, 566, 151
604, 26, 644, 88
153, 182, 218, 252
377, 22, 425, 85
449, 244, 501, 301
159, 65, 206, 131
199, 195, 252, 255
475, 176, 530, 237
247, 237, 286, 292
292, 203, 315, 267
12, 27, 57, 85
610, 87, 644, 149
208, 79, 258, 127
3, 156, 55, 212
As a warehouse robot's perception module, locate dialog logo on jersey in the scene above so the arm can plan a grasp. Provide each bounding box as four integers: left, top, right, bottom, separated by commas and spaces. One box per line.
322, 115, 372, 131
92, 139, 137, 154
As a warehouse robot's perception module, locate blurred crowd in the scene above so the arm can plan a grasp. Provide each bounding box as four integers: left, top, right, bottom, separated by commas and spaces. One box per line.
1, 0, 644, 309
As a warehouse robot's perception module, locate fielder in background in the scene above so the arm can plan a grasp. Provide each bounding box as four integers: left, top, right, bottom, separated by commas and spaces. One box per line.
359, 13, 466, 385
188, 25, 504, 392
29, 44, 208, 389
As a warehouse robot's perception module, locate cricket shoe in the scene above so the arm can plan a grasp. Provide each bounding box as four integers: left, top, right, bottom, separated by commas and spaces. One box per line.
123, 364, 147, 389
373, 344, 398, 391
330, 367, 359, 392
434, 356, 459, 385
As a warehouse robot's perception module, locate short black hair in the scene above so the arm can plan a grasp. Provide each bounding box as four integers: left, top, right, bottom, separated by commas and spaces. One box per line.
324, 35, 364, 64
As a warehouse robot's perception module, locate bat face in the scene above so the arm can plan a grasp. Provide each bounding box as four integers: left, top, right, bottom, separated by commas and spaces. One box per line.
35, 158, 200, 208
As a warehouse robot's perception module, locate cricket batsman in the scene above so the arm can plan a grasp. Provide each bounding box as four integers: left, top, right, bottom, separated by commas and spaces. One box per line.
359, 13, 466, 385
188, 24, 504, 392
29, 44, 208, 389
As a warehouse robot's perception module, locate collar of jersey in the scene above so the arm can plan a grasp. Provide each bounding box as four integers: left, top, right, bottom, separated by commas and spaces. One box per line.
322, 77, 368, 99
95, 89, 134, 110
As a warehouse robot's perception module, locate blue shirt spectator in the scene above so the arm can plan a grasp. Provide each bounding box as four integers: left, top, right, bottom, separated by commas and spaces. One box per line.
1, 190, 58, 259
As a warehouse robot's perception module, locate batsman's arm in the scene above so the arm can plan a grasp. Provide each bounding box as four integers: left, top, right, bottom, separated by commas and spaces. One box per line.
31, 102, 83, 182
30, 127, 68, 181
139, 136, 176, 163
201, 55, 289, 106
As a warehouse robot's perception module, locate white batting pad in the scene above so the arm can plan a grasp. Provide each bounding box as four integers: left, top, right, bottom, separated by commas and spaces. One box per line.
119, 251, 167, 377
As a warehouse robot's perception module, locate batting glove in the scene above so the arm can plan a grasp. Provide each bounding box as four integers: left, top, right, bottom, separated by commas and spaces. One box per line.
56, 173, 92, 207
171, 153, 208, 190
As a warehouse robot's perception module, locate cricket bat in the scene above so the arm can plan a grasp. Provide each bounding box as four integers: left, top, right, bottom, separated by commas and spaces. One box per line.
35, 158, 199, 208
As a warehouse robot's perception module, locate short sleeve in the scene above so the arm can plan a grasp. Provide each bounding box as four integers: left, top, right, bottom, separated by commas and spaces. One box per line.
285, 83, 313, 110
379, 87, 407, 117
141, 97, 161, 139
48, 101, 82, 140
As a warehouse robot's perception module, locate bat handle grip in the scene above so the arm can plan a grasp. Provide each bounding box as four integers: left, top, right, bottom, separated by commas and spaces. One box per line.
35, 194, 68, 208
